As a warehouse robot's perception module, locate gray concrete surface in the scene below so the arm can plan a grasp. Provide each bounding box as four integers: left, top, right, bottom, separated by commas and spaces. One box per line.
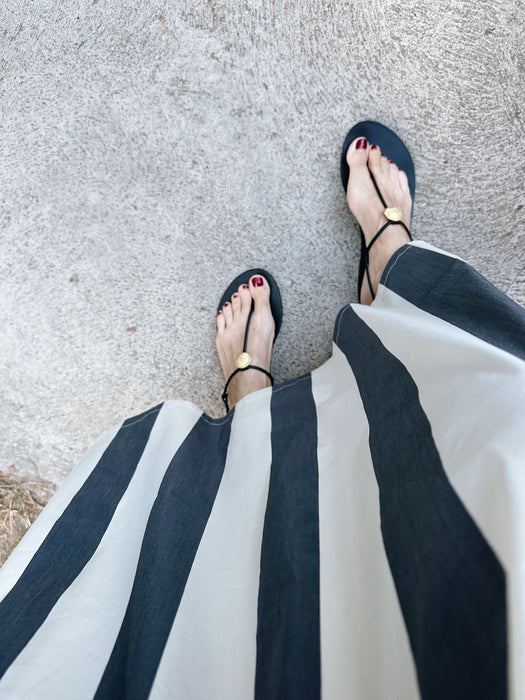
1, 0, 524, 486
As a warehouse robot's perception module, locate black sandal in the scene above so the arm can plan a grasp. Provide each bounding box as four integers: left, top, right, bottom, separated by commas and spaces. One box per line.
217, 269, 283, 413
340, 121, 416, 302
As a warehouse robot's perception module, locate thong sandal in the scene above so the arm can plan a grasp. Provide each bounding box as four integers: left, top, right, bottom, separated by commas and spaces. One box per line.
340, 121, 416, 303
217, 268, 283, 413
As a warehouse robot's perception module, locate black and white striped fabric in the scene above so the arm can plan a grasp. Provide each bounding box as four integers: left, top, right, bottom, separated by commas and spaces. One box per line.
1, 241, 523, 700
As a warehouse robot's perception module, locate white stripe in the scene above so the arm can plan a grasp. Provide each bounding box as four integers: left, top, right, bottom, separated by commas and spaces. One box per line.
0, 401, 202, 700
312, 345, 420, 700
355, 288, 525, 700
150, 388, 273, 700
0, 422, 121, 601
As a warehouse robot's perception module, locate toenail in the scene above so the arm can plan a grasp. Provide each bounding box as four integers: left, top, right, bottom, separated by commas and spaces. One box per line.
224, 301, 230, 307
233, 293, 239, 298
217, 310, 222, 315
388, 159, 394, 164
370, 144, 378, 150
398, 167, 403, 171
356, 138, 367, 150
242, 284, 249, 289
251, 276, 264, 287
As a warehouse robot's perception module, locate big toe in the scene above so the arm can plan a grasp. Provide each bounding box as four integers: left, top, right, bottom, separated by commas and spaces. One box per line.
249, 274, 275, 341
249, 274, 271, 307
346, 136, 370, 173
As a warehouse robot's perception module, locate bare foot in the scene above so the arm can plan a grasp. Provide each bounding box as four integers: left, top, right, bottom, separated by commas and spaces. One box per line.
216, 275, 275, 410
345, 137, 413, 304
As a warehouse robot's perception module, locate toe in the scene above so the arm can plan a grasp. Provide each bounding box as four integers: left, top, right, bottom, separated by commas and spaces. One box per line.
238, 282, 251, 314
346, 136, 369, 170
222, 300, 233, 325
249, 275, 270, 308
387, 158, 400, 189
249, 274, 275, 342
397, 166, 409, 190
231, 291, 241, 316
216, 309, 225, 332
368, 143, 382, 168
369, 145, 388, 182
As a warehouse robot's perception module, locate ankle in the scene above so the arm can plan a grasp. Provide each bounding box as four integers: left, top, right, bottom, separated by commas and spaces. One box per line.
228, 369, 272, 408
366, 231, 411, 296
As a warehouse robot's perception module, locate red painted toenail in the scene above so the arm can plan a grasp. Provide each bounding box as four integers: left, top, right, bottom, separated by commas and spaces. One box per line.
398, 167, 403, 171
251, 276, 264, 287
233, 293, 239, 298
388, 159, 394, 164
242, 284, 249, 289
217, 310, 222, 314
224, 301, 230, 306
370, 144, 378, 150
356, 138, 367, 150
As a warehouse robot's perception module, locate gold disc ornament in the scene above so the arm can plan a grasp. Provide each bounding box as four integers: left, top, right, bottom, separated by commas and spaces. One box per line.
384, 207, 403, 222
235, 352, 251, 369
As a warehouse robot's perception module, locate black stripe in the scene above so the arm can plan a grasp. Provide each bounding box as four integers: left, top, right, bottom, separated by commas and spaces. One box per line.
94, 412, 232, 700
335, 306, 507, 700
0, 404, 162, 679
383, 244, 525, 361
255, 376, 321, 700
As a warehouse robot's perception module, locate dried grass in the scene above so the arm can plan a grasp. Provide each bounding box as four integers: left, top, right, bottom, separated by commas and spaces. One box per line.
0, 471, 55, 567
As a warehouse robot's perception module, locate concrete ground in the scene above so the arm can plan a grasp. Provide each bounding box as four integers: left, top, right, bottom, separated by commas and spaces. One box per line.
1, 0, 524, 486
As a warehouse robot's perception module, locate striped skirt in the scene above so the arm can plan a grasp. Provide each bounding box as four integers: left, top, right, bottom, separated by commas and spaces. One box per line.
0, 241, 524, 700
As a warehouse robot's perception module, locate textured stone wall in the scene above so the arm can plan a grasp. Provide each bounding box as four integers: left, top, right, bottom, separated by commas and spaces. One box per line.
1, 0, 523, 484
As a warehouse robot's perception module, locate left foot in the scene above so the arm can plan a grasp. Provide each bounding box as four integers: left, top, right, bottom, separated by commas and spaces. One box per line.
216, 275, 275, 410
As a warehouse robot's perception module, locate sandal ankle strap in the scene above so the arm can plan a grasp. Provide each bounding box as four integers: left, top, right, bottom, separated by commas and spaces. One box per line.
222, 365, 274, 412
366, 219, 411, 254
363, 219, 412, 302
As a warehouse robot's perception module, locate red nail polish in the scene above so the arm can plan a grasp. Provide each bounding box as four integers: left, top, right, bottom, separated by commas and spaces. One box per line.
233, 293, 239, 298
242, 284, 249, 289
355, 138, 367, 150
388, 159, 394, 164
370, 144, 378, 150
398, 167, 403, 171
217, 310, 222, 315
224, 301, 230, 307
251, 276, 264, 287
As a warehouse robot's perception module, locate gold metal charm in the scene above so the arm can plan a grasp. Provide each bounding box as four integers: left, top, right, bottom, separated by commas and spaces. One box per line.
235, 352, 251, 369
384, 206, 403, 222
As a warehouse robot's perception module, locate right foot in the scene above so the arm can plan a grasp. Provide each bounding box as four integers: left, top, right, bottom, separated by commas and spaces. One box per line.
345, 137, 413, 304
